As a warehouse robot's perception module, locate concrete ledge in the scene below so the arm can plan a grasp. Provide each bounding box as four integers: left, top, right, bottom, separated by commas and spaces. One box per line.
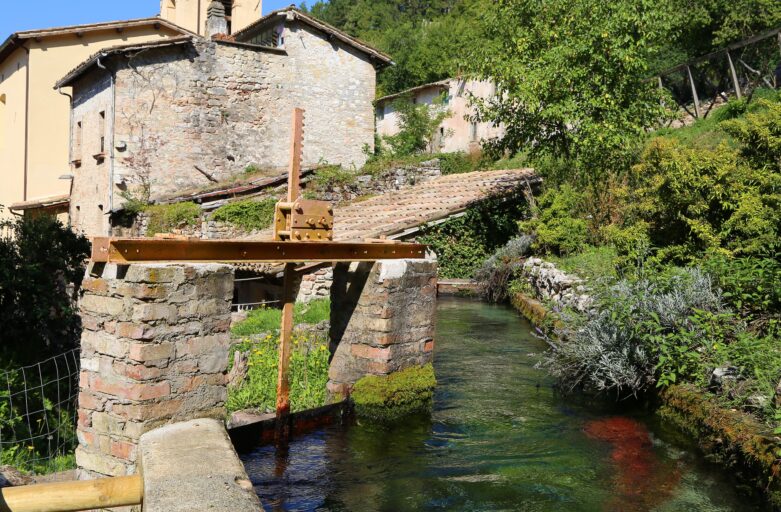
139, 418, 261, 512
436, 279, 479, 296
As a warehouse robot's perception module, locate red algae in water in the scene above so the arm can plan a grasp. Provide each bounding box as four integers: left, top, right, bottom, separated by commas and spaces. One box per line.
584, 417, 681, 511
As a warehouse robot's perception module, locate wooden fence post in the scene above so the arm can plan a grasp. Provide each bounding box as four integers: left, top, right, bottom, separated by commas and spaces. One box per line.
686, 66, 702, 119
726, 51, 742, 99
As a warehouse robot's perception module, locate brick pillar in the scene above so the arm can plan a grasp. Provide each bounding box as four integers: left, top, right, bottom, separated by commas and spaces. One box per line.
328, 258, 437, 396
76, 263, 234, 479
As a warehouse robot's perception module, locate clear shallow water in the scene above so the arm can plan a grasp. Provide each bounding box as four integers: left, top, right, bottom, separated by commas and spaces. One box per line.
241, 298, 762, 511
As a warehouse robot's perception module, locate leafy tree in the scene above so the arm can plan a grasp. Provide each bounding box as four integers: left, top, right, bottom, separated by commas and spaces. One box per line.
468, 0, 679, 185
382, 95, 450, 156
0, 215, 90, 366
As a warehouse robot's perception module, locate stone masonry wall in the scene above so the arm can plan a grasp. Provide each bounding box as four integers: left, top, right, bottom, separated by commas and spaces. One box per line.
296, 266, 333, 303
328, 258, 437, 395
76, 263, 234, 479
520, 258, 593, 314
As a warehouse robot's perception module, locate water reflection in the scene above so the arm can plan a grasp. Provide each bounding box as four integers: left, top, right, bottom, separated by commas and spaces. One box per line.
242, 298, 760, 511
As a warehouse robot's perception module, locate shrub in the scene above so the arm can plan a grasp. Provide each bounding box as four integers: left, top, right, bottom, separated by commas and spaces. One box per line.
629, 137, 780, 262
519, 184, 589, 255
439, 152, 482, 175
351, 364, 436, 423
474, 235, 533, 302
310, 165, 357, 191
211, 198, 276, 232
383, 94, 450, 156
144, 202, 201, 236
0, 215, 90, 364
540, 267, 726, 397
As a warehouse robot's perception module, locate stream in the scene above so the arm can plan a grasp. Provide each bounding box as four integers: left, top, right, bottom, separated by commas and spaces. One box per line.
241, 297, 762, 511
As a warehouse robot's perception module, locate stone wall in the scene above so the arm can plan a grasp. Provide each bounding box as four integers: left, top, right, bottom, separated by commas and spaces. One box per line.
76, 263, 234, 478
328, 258, 437, 396
520, 258, 593, 314
296, 266, 333, 303
71, 29, 377, 237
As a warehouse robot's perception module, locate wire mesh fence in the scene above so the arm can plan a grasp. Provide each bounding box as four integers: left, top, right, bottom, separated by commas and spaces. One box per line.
0, 349, 80, 475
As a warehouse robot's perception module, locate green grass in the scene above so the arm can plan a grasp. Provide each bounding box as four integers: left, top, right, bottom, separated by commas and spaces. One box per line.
227, 331, 330, 414
211, 198, 277, 232
230, 298, 331, 337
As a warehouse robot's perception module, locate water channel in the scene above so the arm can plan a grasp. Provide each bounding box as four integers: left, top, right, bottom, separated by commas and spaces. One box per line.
241, 298, 762, 511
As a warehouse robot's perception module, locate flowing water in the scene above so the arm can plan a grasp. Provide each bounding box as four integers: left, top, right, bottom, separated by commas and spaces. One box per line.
241, 298, 762, 511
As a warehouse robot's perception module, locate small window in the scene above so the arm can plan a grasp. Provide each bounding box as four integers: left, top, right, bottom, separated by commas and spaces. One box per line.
412, 97, 417, 105
98, 111, 105, 153
376, 106, 384, 121
74, 120, 83, 163
470, 122, 478, 142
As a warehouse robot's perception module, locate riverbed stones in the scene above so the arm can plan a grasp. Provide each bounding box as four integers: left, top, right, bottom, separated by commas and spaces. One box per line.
328, 258, 437, 397
76, 263, 234, 479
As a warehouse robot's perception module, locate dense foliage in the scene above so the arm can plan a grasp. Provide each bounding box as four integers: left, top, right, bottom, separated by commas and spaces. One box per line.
417, 195, 529, 278
351, 364, 436, 423
0, 215, 90, 365
379, 96, 450, 156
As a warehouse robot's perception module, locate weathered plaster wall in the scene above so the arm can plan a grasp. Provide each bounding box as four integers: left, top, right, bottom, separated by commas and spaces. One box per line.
328, 258, 437, 395
76, 262, 234, 478
376, 79, 505, 154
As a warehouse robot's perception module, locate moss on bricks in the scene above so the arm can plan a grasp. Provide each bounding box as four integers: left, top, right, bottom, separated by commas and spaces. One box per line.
145, 202, 201, 236
352, 364, 436, 423
660, 384, 781, 508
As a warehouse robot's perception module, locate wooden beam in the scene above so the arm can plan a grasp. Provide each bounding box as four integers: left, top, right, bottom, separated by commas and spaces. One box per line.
726, 51, 742, 99
0, 475, 142, 512
287, 108, 304, 203
91, 238, 426, 264
686, 66, 701, 119
275, 262, 296, 442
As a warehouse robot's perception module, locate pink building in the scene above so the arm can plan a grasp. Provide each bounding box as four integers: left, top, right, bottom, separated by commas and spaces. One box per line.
375, 78, 505, 154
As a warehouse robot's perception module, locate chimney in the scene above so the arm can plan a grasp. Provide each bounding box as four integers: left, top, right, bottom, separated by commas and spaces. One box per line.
206, 1, 229, 37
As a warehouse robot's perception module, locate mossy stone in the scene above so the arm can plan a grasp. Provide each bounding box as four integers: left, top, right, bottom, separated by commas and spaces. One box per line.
352, 364, 436, 423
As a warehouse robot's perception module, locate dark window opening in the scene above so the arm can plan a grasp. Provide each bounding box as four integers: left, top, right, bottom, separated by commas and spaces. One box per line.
99, 111, 106, 153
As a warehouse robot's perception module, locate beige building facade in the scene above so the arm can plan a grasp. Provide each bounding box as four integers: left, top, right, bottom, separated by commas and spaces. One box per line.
0, 1, 265, 221
61, 8, 391, 237
375, 79, 505, 154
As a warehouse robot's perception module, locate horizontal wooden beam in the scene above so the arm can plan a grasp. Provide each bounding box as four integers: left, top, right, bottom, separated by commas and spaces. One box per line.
91, 238, 427, 264
0, 475, 142, 512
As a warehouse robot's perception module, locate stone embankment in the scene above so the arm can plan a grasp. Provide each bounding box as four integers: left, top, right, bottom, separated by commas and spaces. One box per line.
520, 258, 593, 314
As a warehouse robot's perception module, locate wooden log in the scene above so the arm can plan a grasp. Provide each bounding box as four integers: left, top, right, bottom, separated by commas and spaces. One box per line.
686, 66, 702, 119
726, 51, 742, 99
275, 262, 297, 443
0, 475, 142, 512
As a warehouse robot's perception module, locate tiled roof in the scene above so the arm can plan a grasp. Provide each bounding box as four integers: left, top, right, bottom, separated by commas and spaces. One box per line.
0, 17, 193, 65
332, 168, 539, 241
232, 6, 393, 66
235, 168, 539, 274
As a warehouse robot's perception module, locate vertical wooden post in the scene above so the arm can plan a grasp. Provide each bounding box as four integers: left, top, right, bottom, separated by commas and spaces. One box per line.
727, 51, 742, 99
686, 66, 702, 119
276, 108, 304, 443
287, 108, 304, 203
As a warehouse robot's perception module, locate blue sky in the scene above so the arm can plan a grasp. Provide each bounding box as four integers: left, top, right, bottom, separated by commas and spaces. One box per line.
1, 1, 308, 41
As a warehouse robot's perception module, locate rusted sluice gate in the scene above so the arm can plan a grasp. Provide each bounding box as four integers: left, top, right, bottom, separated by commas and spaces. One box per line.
0, 109, 427, 511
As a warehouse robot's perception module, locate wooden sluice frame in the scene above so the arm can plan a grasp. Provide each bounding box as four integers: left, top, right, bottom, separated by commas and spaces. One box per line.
1, 109, 425, 511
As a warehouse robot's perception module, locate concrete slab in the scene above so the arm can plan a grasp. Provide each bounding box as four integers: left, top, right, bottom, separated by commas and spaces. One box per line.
139, 418, 262, 512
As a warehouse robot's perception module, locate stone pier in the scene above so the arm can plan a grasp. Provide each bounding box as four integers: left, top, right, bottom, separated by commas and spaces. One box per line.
327, 258, 438, 396
76, 263, 234, 478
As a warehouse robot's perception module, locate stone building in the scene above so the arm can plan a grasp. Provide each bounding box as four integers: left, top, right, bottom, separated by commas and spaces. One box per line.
57, 6, 391, 237
0, 1, 265, 221
375, 78, 505, 154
